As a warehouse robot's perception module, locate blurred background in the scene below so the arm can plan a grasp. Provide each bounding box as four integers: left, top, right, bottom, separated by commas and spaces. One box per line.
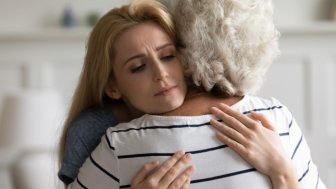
0, 0, 335, 188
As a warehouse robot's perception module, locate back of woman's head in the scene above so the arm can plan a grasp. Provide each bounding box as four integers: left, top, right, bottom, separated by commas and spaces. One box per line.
172, 0, 280, 97
59, 0, 175, 170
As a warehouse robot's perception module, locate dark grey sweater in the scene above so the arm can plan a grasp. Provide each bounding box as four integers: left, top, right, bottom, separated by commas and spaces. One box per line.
58, 105, 118, 184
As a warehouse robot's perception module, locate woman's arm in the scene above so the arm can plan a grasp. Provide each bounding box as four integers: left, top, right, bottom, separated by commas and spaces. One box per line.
209, 103, 299, 189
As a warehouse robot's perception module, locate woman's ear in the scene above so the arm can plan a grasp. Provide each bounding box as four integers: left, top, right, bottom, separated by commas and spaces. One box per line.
105, 80, 121, 100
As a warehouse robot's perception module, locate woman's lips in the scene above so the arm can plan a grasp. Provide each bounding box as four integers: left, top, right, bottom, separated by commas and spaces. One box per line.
154, 86, 177, 96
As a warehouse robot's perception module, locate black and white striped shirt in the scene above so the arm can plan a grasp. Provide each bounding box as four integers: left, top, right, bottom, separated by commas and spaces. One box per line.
71, 95, 326, 189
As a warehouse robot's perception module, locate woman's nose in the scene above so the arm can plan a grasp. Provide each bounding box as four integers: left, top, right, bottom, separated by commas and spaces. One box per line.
152, 61, 168, 81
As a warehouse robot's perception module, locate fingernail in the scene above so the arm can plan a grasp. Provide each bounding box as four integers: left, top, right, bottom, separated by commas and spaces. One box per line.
189, 165, 196, 172
212, 106, 219, 110
176, 150, 185, 156
185, 153, 192, 160
210, 119, 217, 126
210, 107, 219, 113
220, 103, 228, 108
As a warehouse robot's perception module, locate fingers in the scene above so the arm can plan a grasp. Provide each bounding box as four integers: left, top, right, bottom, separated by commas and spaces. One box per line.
209, 103, 261, 151
159, 152, 193, 186
150, 151, 185, 181
215, 103, 256, 128
210, 117, 246, 142
210, 103, 275, 133
180, 178, 191, 189
168, 166, 194, 189
209, 103, 288, 178
131, 151, 194, 189
210, 118, 248, 153
141, 151, 192, 187
250, 112, 276, 131
210, 104, 251, 136
215, 130, 246, 157
132, 160, 160, 185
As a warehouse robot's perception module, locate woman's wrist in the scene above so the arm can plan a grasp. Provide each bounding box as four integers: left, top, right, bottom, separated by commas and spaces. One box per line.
269, 161, 299, 189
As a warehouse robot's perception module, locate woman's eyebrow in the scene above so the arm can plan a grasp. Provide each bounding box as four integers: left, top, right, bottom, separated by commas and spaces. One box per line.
124, 43, 174, 65
124, 53, 145, 65
156, 43, 174, 51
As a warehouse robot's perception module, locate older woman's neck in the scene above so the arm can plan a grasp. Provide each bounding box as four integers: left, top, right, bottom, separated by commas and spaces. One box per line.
161, 90, 243, 116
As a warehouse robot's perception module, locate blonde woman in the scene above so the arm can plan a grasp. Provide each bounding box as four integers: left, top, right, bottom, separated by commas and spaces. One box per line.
59, 0, 324, 188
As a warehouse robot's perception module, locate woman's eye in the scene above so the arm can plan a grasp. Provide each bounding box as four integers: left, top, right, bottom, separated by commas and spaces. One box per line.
161, 54, 176, 61
131, 64, 145, 73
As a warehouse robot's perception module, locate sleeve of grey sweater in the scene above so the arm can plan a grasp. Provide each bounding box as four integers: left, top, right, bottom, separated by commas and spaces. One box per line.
58, 105, 118, 185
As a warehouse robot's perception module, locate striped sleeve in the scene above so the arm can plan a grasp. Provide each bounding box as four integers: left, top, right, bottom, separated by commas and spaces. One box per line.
69, 129, 120, 189
281, 106, 326, 189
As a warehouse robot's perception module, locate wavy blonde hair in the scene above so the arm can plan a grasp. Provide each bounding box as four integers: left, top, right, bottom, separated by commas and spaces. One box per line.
172, 0, 280, 96
58, 0, 176, 169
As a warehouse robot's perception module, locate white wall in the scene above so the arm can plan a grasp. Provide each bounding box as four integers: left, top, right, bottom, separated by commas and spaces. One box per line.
0, 0, 132, 30
273, 0, 334, 25
0, 0, 334, 30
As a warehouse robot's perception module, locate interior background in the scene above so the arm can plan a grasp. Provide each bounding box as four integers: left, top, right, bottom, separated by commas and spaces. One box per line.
0, 0, 335, 188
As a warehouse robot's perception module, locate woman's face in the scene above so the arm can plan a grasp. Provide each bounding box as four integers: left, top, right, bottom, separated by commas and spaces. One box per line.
108, 22, 187, 114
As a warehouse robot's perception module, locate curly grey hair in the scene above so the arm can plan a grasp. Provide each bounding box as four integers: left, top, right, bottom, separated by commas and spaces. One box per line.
172, 0, 280, 96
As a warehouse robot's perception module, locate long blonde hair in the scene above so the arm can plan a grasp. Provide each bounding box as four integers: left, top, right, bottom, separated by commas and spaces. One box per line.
58, 0, 176, 168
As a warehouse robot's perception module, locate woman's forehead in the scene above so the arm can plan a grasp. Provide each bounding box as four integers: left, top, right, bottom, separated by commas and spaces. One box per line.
113, 22, 173, 57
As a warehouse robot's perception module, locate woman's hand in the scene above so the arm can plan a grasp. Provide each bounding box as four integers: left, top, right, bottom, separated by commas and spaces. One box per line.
210, 103, 299, 189
131, 151, 195, 189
